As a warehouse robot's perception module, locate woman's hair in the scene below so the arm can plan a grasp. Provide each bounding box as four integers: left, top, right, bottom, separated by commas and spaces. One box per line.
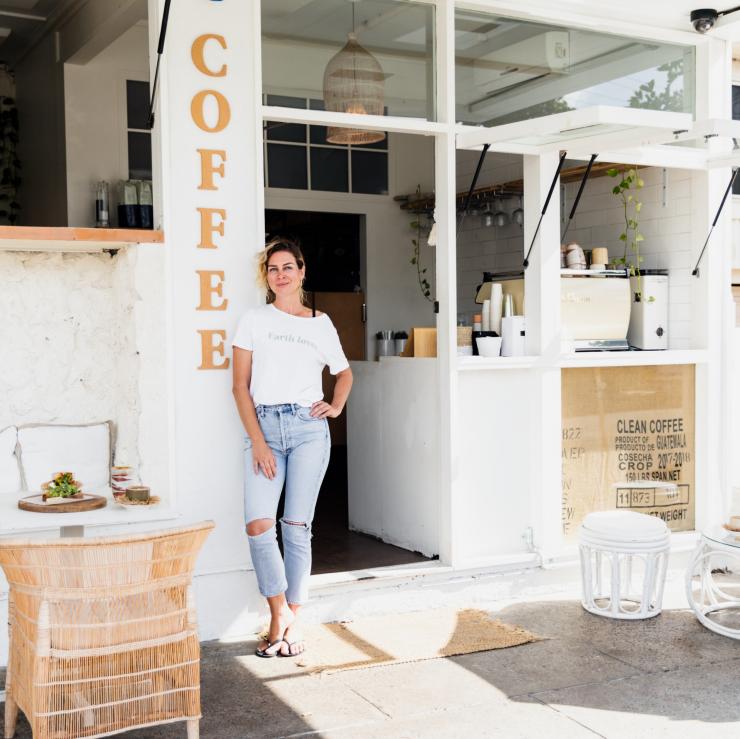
257, 237, 307, 304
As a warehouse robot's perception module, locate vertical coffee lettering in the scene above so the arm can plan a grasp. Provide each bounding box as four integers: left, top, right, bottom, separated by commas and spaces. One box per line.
191, 34, 228, 77
191, 90, 231, 133
196, 270, 228, 310
197, 329, 230, 370
198, 149, 226, 190
197, 207, 226, 249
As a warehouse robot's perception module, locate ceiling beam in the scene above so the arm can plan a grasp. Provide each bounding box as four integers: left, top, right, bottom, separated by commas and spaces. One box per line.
60, 0, 147, 65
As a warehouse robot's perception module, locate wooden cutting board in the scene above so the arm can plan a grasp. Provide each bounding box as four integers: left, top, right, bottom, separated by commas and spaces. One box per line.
18, 494, 107, 513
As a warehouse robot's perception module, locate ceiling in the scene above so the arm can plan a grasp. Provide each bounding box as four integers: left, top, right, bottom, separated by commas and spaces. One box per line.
0, 0, 81, 65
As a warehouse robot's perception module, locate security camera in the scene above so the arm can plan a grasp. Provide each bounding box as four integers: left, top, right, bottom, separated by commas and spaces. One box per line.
691, 8, 719, 33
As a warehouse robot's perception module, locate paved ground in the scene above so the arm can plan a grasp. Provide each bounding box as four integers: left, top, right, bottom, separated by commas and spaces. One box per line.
4, 569, 740, 738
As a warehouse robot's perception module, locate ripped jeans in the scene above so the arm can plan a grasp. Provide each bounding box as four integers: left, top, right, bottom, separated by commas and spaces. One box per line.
244, 403, 330, 605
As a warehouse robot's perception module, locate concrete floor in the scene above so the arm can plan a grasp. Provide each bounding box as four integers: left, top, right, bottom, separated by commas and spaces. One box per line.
4, 563, 740, 738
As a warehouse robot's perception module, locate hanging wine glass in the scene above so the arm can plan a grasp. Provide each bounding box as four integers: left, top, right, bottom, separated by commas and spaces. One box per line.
512, 195, 524, 226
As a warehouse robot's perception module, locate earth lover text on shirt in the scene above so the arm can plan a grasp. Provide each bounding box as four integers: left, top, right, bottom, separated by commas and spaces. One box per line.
232, 304, 350, 407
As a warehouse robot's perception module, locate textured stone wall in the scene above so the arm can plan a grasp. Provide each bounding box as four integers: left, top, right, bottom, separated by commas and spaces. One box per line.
0, 249, 140, 468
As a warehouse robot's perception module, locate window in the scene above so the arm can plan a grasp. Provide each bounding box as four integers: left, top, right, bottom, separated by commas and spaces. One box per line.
455, 10, 695, 127
126, 80, 152, 180
264, 95, 388, 195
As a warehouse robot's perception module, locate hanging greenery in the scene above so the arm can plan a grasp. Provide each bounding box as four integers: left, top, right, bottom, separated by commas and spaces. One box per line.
409, 185, 432, 302
0, 66, 21, 225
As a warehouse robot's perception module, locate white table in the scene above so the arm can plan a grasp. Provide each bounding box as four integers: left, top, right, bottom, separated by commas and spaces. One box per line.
686, 527, 740, 639
0, 490, 179, 538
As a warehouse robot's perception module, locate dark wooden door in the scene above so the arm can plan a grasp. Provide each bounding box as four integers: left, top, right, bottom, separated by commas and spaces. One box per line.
312, 291, 365, 445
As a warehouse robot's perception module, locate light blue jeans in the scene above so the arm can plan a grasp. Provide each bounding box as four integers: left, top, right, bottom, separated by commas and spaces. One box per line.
244, 403, 330, 605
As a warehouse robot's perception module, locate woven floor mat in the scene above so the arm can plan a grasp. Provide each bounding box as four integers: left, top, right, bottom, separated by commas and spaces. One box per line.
292, 608, 540, 674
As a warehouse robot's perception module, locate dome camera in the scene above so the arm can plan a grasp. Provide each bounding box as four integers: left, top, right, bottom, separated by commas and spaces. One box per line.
691, 8, 719, 32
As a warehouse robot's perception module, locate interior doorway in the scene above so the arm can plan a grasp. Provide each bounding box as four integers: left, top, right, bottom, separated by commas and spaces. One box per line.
265, 208, 431, 574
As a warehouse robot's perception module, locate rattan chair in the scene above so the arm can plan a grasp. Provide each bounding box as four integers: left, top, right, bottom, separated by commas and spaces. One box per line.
0, 521, 214, 739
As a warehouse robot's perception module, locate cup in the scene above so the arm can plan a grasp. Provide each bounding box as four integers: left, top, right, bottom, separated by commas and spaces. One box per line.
476, 336, 502, 357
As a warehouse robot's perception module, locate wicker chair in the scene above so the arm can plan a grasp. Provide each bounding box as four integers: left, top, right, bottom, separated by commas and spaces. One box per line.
0, 521, 214, 739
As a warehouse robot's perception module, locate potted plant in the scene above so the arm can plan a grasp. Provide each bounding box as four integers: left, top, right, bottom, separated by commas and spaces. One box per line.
607, 167, 668, 350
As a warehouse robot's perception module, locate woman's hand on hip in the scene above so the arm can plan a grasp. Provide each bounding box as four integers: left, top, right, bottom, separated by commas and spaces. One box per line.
310, 401, 341, 419
252, 440, 277, 479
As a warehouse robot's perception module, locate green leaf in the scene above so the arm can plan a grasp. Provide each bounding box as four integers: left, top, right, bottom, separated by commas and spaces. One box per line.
612, 186, 621, 194
410, 257, 417, 265
635, 233, 644, 242
635, 202, 642, 212
628, 169, 636, 178
627, 194, 633, 202
637, 178, 644, 187
606, 168, 619, 177
619, 233, 627, 241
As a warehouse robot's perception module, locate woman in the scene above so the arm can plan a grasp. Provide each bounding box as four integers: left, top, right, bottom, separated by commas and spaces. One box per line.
232, 238, 353, 658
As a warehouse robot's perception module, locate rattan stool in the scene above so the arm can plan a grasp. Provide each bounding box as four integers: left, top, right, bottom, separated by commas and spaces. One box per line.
579, 510, 670, 620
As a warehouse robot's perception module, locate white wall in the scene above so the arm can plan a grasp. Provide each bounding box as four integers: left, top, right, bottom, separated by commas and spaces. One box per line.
65, 24, 150, 227
455, 151, 524, 320
15, 33, 68, 225
0, 250, 139, 464
266, 132, 436, 359
564, 167, 694, 350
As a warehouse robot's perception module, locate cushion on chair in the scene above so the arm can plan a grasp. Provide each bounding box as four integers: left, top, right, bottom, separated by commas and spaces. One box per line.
0, 425, 21, 494
581, 510, 669, 541
18, 422, 112, 492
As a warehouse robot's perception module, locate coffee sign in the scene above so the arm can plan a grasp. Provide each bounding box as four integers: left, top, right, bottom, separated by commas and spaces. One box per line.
561, 364, 695, 540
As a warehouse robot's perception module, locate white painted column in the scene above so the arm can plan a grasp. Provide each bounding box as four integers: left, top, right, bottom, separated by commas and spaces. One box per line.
524, 151, 562, 558
692, 37, 732, 530
150, 0, 266, 638
435, 0, 459, 565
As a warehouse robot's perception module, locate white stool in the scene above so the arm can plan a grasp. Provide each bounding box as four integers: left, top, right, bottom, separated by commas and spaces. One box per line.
579, 510, 670, 620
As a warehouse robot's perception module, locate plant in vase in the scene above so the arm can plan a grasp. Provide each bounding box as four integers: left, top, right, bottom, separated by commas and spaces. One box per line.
607, 167, 668, 349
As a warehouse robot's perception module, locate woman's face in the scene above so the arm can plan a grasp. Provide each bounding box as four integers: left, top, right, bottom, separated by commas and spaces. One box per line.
266, 250, 305, 299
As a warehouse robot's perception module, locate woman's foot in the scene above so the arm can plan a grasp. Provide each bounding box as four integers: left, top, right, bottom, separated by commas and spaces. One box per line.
279, 620, 305, 657
256, 607, 294, 655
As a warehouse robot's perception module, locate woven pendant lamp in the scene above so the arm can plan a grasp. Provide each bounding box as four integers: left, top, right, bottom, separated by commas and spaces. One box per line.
323, 30, 385, 145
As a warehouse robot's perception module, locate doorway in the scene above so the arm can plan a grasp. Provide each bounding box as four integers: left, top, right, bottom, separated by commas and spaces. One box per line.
265, 208, 431, 574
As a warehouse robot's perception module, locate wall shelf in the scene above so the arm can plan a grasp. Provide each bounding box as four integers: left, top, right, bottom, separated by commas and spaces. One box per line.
458, 356, 540, 370
0, 226, 164, 253
559, 349, 709, 368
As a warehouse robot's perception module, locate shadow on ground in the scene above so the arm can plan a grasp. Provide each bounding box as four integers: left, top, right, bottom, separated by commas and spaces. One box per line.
4, 599, 740, 737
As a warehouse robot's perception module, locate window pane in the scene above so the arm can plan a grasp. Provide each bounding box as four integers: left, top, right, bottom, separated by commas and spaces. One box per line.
455, 10, 695, 126
351, 151, 388, 194
128, 132, 152, 180
126, 80, 150, 130
265, 120, 307, 143
267, 144, 308, 189
262, 0, 436, 121
265, 94, 306, 109
733, 85, 740, 121
310, 147, 348, 192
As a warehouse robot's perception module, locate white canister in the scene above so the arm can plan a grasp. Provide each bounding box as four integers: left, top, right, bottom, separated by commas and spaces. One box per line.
501, 316, 526, 356
489, 283, 503, 335
481, 300, 491, 332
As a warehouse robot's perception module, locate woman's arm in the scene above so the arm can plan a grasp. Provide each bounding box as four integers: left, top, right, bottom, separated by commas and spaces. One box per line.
310, 367, 353, 419
232, 347, 277, 479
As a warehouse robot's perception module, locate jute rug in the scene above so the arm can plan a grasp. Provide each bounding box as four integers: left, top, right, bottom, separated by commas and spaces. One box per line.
294, 608, 540, 674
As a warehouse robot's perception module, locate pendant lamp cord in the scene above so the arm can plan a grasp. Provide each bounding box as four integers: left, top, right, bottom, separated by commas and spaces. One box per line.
148, 0, 172, 130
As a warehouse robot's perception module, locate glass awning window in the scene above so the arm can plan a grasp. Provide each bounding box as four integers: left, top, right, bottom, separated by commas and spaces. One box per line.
456, 105, 693, 156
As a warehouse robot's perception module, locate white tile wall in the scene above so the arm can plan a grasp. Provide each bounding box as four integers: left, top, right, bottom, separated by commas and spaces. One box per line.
564, 166, 694, 349
454, 153, 696, 348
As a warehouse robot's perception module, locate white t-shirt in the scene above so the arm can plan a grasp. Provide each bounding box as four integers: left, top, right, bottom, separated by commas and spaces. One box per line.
232, 304, 349, 407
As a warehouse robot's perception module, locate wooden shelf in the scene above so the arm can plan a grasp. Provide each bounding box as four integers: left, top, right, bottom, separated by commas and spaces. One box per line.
0, 226, 164, 252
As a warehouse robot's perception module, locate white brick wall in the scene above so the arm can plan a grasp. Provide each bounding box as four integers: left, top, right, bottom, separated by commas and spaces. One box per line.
564, 166, 694, 349
0, 250, 142, 469
456, 151, 524, 319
